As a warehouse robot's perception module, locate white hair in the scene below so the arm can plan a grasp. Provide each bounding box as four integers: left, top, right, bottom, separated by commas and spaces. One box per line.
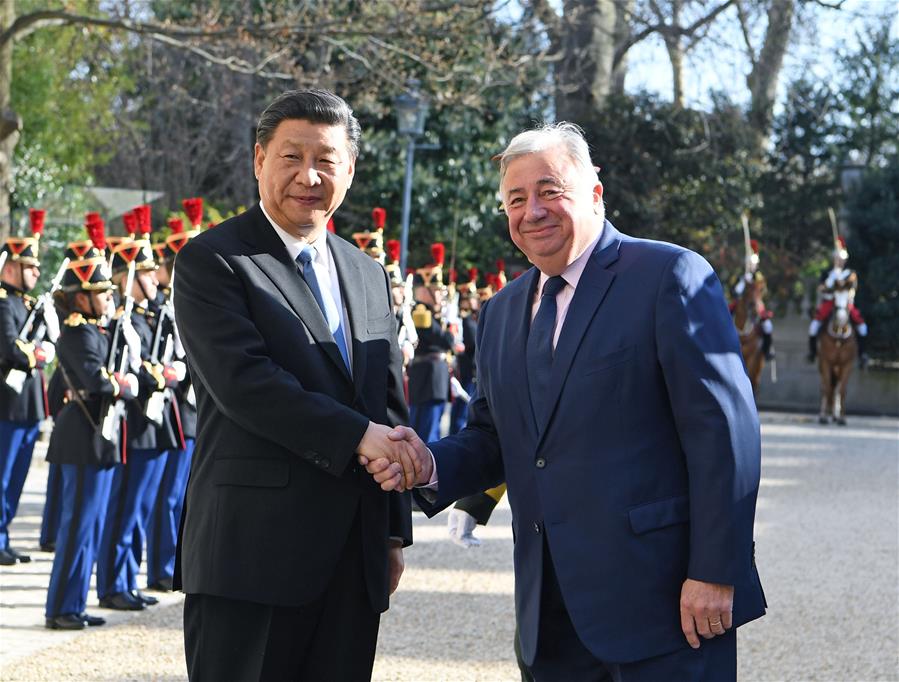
496, 122, 597, 187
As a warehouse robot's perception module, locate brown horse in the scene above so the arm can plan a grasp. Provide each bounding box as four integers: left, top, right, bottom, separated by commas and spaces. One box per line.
816, 290, 856, 425
732, 278, 765, 396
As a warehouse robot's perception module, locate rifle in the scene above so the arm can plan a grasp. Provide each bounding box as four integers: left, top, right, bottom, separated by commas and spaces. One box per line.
740, 212, 752, 278
144, 279, 177, 426
100, 262, 136, 444
4, 257, 70, 394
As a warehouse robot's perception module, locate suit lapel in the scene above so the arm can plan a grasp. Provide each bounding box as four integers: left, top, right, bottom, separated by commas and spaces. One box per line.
240, 206, 352, 382
535, 223, 622, 441
328, 235, 368, 392
510, 268, 541, 439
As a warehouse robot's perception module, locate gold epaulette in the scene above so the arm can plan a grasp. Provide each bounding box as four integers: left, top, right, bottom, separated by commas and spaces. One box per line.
65, 312, 87, 327
412, 303, 432, 329
113, 307, 125, 319
0, 288, 6, 299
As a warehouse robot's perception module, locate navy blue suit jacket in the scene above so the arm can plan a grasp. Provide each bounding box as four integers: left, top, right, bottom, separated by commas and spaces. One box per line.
415, 222, 766, 664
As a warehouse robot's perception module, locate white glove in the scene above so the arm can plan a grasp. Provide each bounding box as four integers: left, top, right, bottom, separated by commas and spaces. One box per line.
120, 319, 142, 372
172, 360, 187, 382
39, 341, 56, 366
124, 372, 139, 398
41, 295, 61, 343
447, 508, 481, 548
733, 278, 746, 296
173, 322, 186, 360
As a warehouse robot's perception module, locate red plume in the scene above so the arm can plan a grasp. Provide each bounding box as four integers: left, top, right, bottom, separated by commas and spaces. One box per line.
168, 217, 184, 234
327, 218, 335, 233
386, 239, 401, 263
88, 217, 107, 251
136, 205, 152, 235
837, 236, 846, 248
750, 239, 759, 254
29, 209, 46, 236
468, 267, 478, 283
372, 207, 387, 230
182, 198, 204, 227
512, 271, 522, 280
123, 212, 138, 235
449, 268, 457, 283
496, 258, 505, 272
431, 242, 445, 265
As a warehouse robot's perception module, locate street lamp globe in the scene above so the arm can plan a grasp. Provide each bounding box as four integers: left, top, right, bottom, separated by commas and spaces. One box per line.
394, 86, 429, 137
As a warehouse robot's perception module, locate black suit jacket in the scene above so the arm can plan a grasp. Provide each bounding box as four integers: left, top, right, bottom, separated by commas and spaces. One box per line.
173, 205, 411, 613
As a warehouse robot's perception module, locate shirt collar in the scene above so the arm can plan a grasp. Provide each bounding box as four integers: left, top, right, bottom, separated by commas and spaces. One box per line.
260, 201, 330, 270
537, 223, 604, 293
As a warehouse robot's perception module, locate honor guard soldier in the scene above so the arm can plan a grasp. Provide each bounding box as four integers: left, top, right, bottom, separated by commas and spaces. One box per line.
728, 239, 775, 360
385, 238, 417, 367
407, 244, 455, 442
44, 221, 138, 629
40, 214, 110, 553
808, 236, 869, 366
449, 267, 479, 435
0, 209, 59, 566
96, 206, 179, 611
145, 202, 197, 592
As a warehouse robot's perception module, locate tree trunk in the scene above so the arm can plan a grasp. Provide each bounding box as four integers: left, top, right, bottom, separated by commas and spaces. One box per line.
555, 0, 619, 124
747, 0, 794, 152
611, 0, 633, 94
1, 0, 18, 240
663, 0, 685, 109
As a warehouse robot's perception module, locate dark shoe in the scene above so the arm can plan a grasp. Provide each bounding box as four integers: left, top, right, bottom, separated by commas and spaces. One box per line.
146, 578, 173, 592
0, 549, 16, 566
80, 612, 106, 626
8, 548, 31, 563
39, 543, 55, 552
132, 590, 158, 606
99, 592, 145, 611
807, 335, 817, 363
45, 614, 86, 630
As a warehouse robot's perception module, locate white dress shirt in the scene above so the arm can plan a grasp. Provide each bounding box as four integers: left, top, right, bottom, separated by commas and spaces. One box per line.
259, 202, 352, 370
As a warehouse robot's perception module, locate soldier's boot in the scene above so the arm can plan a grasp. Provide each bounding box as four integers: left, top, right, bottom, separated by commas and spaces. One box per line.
761, 332, 774, 361
807, 335, 817, 363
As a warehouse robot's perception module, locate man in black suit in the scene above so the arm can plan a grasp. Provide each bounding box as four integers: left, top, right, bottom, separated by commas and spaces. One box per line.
173, 89, 417, 681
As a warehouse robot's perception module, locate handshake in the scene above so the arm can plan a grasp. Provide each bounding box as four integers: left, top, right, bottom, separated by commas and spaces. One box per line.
356, 423, 433, 492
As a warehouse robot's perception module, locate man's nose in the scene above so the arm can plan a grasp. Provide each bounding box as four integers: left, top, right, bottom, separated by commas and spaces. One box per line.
525, 194, 548, 221
294, 162, 321, 186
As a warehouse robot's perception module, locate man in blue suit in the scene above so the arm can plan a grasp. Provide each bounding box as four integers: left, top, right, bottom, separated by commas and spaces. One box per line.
363, 123, 765, 680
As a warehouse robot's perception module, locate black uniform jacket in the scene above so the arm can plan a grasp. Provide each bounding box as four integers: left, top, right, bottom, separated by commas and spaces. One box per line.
0, 283, 45, 422
455, 314, 478, 386
408, 316, 454, 404
173, 204, 412, 613
45, 314, 117, 467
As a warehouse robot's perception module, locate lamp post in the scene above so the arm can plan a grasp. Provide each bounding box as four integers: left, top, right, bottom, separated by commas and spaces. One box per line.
394, 83, 429, 275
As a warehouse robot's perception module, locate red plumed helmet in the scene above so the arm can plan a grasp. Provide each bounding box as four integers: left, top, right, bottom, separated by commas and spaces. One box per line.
183, 198, 204, 227
431, 242, 445, 265
168, 217, 184, 234
496, 258, 505, 272
386, 239, 401, 263
29, 209, 46, 236
123, 212, 138, 235
372, 207, 387, 230
468, 267, 478, 283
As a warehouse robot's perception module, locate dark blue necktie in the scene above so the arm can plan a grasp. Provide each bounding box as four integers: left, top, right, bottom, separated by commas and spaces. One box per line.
527, 275, 567, 425
296, 246, 351, 371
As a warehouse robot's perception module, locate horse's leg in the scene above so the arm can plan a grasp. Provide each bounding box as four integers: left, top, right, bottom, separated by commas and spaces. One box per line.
818, 356, 831, 424
837, 345, 855, 426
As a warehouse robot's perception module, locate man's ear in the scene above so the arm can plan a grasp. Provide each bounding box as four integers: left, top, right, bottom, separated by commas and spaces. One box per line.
593, 181, 604, 213
253, 142, 265, 180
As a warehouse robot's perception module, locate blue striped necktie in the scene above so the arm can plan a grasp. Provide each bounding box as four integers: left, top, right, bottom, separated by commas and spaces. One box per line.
296, 245, 351, 371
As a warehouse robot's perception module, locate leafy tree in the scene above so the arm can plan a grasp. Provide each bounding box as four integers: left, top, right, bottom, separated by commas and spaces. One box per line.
846, 161, 899, 359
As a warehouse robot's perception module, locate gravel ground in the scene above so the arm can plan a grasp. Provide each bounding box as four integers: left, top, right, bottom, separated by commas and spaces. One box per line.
1, 411, 896, 681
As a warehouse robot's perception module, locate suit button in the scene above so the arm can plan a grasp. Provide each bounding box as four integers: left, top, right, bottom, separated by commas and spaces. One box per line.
534, 522, 541, 534
535, 457, 546, 468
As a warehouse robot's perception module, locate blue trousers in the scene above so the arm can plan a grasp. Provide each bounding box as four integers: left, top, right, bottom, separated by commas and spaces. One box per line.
96, 448, 166, 598
449, 380, 476, 435
0, 420, 41, 550
40, 462, 63, 548
147, 439, 194, 585
410, 400, 445, 443
45, 464, 114, 617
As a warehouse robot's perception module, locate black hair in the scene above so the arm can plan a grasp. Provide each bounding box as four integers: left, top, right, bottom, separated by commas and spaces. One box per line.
256, 89, 361, 158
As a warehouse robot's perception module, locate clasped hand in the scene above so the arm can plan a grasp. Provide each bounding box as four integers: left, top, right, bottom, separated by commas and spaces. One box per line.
357, 424, 432, 492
